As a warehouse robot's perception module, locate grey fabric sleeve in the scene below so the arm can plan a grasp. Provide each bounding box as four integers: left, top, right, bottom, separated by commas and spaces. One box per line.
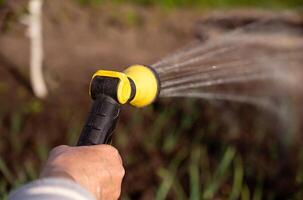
8, 178, 96, 200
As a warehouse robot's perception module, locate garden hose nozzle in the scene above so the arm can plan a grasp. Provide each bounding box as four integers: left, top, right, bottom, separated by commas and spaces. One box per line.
77, 65, 160, 146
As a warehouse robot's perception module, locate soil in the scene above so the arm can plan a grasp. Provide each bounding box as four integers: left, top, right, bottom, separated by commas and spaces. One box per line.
1, 1, 302, 95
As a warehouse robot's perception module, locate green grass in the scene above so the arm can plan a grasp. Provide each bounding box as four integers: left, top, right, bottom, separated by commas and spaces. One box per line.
1, 85, 303, 199
78, 0, 303, 9
0, 0, 4, 6
203, 147, 236, 199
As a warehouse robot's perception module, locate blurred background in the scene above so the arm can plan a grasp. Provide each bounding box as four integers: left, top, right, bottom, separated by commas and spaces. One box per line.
0, 0, 303, 199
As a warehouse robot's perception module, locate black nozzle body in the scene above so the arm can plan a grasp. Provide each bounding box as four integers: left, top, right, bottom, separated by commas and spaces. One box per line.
77, 77, 121, 145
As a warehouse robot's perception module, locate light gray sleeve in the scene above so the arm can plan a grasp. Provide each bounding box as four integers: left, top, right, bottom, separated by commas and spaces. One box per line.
8, 178, 96, 200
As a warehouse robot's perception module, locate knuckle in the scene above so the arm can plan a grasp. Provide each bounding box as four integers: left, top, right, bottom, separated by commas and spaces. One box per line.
95, 145, 123, 163
95, 145, 119, 155
119, 166, 125, 177
115, 153, 122, 162
114, 189, 121, 199
106, 146, 121, 159
110, 146, 120, 155
114, 165, 125, 179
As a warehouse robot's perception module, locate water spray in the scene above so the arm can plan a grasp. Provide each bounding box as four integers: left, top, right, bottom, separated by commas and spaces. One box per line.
77, 65, 160, 145
77, 23, 303, 145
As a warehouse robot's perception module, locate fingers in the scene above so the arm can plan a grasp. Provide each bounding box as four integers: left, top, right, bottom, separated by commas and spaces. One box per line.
42, 144, 125, 200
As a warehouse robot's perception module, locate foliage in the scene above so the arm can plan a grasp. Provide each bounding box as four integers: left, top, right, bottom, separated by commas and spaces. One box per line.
1, 81, 302, 199
78, 0, 303, 9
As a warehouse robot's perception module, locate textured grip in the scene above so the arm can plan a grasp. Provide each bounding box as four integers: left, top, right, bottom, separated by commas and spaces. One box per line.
77, 94, 120, 146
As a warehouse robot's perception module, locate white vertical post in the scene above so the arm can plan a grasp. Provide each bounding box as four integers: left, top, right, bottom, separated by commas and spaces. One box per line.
29, 0, 47, 98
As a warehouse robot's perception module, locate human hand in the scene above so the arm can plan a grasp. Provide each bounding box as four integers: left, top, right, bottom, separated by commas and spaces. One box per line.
40, 145, 125, 200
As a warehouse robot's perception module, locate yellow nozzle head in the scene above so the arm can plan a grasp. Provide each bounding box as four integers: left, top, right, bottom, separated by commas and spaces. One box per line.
124, 65, 160, 107
90, 65, 160, 107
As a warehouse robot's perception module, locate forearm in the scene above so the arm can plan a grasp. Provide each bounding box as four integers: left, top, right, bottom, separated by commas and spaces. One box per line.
9, 178, 96, 200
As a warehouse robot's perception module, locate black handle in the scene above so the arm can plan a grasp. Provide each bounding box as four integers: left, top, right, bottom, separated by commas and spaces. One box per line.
77, 94, 120, 146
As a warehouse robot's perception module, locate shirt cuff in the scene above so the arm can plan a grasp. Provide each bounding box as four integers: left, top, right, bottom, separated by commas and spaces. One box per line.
8, 178, 96, 200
